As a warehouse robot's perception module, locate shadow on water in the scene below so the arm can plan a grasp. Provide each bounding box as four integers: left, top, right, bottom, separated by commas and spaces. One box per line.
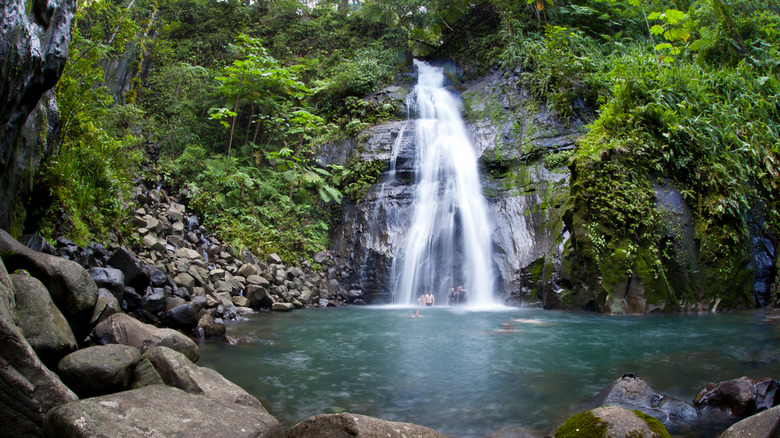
198, 307, 780, 437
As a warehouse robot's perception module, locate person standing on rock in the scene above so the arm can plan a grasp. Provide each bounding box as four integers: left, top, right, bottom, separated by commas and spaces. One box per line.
424, 290, 435, 307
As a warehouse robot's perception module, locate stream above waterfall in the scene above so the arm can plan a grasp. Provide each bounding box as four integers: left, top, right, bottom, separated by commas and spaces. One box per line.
199, 307, 780, 437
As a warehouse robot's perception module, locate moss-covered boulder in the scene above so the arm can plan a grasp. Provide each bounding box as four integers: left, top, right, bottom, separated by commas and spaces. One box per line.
560, 157, 756, 313
555, 406, 670, 438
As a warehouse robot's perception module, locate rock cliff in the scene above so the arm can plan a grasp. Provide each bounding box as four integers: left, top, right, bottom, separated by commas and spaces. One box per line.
326, 68, 582, 305
0, 0, 76, 235
326, 66, 777, 312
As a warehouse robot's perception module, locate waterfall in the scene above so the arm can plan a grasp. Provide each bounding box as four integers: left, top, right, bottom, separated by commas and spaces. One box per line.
391, 60, 496, 307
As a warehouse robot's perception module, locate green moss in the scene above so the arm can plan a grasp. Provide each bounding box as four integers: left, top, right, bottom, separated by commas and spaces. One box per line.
555, 410, 608, 438
544, 149, 574, 170
631, 410, 671, 438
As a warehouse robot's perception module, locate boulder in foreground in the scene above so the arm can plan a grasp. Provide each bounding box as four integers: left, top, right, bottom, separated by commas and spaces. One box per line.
91, 312, 200, 362
719, 405, 780, 438
0, 259, 78, 437
555, 406, 670, 438
283, 412, 453, 438
43, 384, 282, 438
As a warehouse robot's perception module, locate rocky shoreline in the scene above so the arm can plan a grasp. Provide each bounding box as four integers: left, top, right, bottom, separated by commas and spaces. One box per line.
1, 185, 779, 437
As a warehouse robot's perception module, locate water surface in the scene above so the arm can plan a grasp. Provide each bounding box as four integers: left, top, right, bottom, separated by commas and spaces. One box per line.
198, 307, 780, 437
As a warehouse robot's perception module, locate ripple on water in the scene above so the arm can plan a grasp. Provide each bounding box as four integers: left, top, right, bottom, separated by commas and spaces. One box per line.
199, 308, 780, 437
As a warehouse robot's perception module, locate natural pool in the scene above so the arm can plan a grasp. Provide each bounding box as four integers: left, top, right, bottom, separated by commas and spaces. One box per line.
198, 306, 780, 437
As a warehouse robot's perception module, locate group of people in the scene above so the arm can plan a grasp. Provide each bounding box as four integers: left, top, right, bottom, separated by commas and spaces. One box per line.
415, 286, 468, 307
447, 286, 468, 306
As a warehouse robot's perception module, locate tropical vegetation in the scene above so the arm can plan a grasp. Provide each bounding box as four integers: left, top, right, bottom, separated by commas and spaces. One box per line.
36, 0, 778, 282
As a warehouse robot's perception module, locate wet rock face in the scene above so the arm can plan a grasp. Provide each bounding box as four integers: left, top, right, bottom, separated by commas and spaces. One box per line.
0, 0, 76, 233
327, 69, 580, 304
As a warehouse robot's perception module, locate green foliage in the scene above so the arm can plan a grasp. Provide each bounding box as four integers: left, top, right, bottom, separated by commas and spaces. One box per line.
160, 144, 339, 264
648, 9, 691, 63
46, 0, 779, 282
41, 0, 144, 244
142, 62, 211, 154
543, 149, 575, 170
568, 2, 779, 305
514, 25, 607, 120
330, 160, 387, 203
311, 45, 402, 137
211, 34, 313, 156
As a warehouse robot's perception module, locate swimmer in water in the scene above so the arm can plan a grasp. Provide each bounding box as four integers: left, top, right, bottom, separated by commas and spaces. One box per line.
494, 322, 520, 333
512, 318, 548, 325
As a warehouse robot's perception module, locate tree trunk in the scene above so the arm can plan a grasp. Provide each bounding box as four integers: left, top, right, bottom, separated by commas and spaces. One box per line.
228, 94, 240, 156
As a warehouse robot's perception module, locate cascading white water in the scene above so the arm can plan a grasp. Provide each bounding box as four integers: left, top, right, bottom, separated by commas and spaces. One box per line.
391, 60, 496, 307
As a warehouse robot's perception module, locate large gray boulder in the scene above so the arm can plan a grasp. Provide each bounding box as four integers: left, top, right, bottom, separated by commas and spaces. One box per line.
585, 374, 698, 429
0, 229, 98, 337
141, 346, 263, 409
719, 405, 780, 438
0, 258, 77, 437
43, 384, 283, 438
283, 413, 452, 438
91, 312, 200, 363
57, 344, 141, 397
11, 272, 77, 367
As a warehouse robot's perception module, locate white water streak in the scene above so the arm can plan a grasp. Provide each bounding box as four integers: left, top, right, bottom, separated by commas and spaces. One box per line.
392, 60, 495, 307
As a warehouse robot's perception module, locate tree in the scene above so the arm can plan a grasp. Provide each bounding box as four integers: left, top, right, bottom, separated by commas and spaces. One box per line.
212, 34, 311, 156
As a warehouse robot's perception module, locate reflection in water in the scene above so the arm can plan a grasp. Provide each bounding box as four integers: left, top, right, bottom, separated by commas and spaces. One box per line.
198, 308, 780, 437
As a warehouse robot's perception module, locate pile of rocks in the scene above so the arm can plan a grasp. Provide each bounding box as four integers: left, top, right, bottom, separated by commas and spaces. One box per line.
26, 185, 369, 342
0, 225, 446, 437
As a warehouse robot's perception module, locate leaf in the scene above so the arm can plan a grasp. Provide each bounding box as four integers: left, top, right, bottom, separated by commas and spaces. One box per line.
318, 185, 342, 204
670, 28, 691, 43
650, 25, 665, 36
663, 9, 686, 25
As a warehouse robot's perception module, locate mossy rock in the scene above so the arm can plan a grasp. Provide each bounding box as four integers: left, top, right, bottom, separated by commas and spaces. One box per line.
555, 406, 670, 438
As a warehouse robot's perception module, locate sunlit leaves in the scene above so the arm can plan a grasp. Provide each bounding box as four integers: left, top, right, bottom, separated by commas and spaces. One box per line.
647, 9, 690, 62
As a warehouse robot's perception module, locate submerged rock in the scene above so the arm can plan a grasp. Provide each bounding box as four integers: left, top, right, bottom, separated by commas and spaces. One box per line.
693, 376, 780, 419
719, 404, 780, 438
141, 346, 263, 409
585, 374, 699, 429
